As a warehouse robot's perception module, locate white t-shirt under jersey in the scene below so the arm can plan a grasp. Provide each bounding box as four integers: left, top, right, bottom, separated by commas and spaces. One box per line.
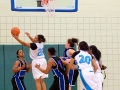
72, 50, 93, 71
30, 42, 45, 60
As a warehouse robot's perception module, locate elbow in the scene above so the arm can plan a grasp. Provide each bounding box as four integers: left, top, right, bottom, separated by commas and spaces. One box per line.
44, 71, 48, 74
12, 70, 14, 73
43, 70, 49, 74
95, 66, 98, 71
45, 72, 48, 74
94, 66, 98, 72
26, 68, 31, 73
26, 71, 29, 73
26, 70, 30, 73
12, 69, 16, 73
95, 65, 98, 70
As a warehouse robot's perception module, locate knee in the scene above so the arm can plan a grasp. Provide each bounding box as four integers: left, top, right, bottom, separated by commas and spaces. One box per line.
40, 78, 44, 83
35, 79, 40, 83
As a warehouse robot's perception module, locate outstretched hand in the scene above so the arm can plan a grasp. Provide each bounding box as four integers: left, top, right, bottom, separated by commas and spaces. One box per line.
12, 34, 19, 39
25, 32, 30, 36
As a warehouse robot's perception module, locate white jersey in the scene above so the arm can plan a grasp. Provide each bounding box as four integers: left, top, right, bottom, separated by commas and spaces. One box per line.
30, 43, 45, 60
92, 55, 101, 73
72, 50, 97, 90
72, 50, 93, 70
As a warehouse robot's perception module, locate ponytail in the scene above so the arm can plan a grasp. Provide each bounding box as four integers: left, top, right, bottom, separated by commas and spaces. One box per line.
90, 45, 101, 61
68, 38, 79, 47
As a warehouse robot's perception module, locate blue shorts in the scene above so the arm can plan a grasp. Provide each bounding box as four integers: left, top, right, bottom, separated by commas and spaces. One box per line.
69, 69, 79, 86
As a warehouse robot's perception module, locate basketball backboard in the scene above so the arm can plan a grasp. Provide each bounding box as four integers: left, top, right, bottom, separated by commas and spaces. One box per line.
10, 0, 78, 12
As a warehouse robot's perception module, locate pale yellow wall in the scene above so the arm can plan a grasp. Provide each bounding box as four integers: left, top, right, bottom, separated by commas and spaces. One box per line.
0, 0, 120, 90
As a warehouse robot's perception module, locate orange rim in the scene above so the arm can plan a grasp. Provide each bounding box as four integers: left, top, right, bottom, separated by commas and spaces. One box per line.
42, 0, 49, 5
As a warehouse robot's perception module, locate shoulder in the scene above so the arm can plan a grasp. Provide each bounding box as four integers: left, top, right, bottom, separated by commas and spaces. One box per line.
38, 42, 44, 45
68, 49, 75, 52
14, 60, 20, 65
50, 57, 60, 63
68, 49, 75, 56
24, 60, 27, 63
48, 58, 55, 64
30, 43, 37, 50
71, 51, 80, 58
37, 42, 44, 48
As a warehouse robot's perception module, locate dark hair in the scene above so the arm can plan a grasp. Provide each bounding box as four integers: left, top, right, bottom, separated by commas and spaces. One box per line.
38, 34, 46, 43
68, 38, 78, 47
97, 50, 101, 60
48, 47, 56, 55
16, 49, 20, 58
79, 41, 89, 51
89, 45, 101, 61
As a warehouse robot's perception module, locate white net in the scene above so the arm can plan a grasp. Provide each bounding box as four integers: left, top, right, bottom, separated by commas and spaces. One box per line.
42, 0, 56, 16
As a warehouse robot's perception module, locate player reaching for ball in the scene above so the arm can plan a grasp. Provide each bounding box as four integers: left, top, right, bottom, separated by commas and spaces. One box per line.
11, 30, 48, 90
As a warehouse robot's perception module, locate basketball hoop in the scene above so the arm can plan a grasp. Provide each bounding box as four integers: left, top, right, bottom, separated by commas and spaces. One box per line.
42, 0, 56, 16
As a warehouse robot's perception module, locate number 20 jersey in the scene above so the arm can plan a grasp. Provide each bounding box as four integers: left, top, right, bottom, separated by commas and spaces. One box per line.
30, 43, 45, 60
72, 50, 93, 70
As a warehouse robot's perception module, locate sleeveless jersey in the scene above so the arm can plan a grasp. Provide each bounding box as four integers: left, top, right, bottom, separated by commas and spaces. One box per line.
92, 55, 101, 73
30, 43, 45, 60
72, 50, 93, 70
14, 59, 27, 78
63, 47, 74, 59
51, 56, 65, 77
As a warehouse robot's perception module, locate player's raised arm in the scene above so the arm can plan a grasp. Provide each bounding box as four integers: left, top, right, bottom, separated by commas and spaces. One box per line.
25, 32, 34, 43
12, 35, 30, 47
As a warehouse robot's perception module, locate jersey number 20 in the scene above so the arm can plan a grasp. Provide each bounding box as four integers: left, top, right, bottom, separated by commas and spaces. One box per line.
79, 55, 91, 64
37, 48, 43, 56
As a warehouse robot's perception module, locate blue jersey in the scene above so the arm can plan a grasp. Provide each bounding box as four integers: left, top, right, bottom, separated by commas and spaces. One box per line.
63, 47, 76, 64
14, 59, 27, 78
63, 48, 79, 86
63, 47, 74, 59
51, 56, 65, 77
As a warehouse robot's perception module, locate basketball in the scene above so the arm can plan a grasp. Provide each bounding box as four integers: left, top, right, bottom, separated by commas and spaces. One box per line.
11, 27, 20, 36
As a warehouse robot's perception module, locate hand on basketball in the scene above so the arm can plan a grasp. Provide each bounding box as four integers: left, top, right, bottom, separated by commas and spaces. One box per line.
35, 64, 40, 69
25, 32, 30, 36
12, 34, 19, 39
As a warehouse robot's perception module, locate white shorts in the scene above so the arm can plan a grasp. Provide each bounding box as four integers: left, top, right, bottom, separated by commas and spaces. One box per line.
32, 58, 48, 80
94, 73, 104, 90
80, 69, 97, 90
